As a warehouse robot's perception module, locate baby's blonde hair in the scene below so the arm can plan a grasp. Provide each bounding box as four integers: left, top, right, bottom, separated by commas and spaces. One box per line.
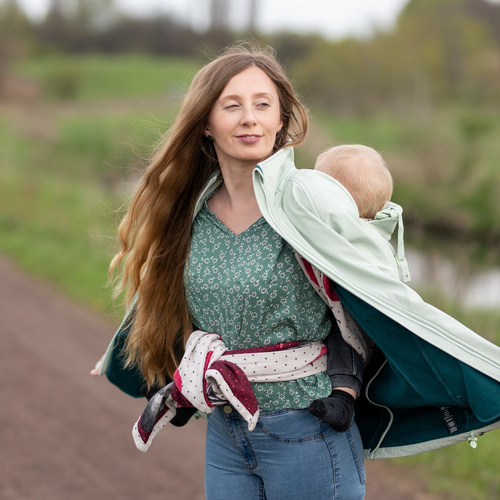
315, 144, 393, 219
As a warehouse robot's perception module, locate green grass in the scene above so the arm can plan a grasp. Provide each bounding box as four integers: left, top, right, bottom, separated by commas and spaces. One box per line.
394, 434, 500, 500
16, 53, 197, 100
314, 112, 419, 151
54, 111, 175, 179
0, 119, 122, 316
3, 54, 194, 319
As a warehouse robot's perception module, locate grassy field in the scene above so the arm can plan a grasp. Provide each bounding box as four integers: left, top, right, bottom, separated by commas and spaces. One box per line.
2, 54, 499, 499
2, 54, 192, 317
16, 53, 198, 101
0, 117, 118, 314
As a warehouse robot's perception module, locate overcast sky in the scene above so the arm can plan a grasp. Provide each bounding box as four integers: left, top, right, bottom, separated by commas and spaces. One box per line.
16, 0, 412, 40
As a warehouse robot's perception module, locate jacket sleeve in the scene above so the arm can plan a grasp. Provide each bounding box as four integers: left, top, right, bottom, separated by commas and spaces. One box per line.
104, 318, 147, 398
99, 305, 147, 398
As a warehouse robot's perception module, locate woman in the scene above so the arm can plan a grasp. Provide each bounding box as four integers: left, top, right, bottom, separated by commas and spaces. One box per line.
96, 42, 500, 499
104, 43, 366, 499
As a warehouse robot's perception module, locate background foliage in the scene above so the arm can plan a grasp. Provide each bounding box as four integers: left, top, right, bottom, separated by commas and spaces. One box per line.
1, 1, 500, 498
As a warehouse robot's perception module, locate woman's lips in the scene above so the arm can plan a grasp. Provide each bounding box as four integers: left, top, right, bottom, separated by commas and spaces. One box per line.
237, 135, 262, 144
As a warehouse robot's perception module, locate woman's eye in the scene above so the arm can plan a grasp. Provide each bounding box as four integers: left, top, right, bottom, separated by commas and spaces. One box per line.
257, 102, 270, 108
225, 104, 238, 110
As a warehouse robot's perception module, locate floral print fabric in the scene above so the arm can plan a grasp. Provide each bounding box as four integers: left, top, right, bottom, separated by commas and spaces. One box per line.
184, 203, 332, 410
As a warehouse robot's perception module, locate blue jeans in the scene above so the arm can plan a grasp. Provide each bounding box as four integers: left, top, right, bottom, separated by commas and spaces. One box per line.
205, 406, 365, 500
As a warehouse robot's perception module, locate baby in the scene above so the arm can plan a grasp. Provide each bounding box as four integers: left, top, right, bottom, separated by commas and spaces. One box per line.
315, 144, 393, 220
308, 144, 397, 431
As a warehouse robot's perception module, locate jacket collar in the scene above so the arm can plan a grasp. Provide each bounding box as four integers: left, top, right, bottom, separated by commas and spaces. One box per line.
193, 147, 296, 221
253, 147, 296, 206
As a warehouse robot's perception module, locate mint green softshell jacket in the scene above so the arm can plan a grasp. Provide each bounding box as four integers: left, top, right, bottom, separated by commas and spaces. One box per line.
101, 147, 500, 459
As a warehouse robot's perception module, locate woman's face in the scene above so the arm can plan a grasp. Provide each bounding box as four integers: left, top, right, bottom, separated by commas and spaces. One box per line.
205, 66, 283, 171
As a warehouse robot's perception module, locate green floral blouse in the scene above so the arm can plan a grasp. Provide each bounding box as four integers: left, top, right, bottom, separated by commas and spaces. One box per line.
184, 203, 333, 411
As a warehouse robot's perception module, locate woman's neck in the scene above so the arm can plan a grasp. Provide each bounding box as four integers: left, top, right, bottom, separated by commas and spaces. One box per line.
207, 165, 262, 235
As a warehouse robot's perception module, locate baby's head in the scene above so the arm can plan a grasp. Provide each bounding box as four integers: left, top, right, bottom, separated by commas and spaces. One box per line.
315, 144, 393, 219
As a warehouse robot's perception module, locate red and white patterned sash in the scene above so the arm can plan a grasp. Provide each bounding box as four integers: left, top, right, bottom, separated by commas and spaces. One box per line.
133, 330, 327, 452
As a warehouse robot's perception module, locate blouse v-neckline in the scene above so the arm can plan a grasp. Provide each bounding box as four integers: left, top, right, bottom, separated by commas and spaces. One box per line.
203, 201, 266, 237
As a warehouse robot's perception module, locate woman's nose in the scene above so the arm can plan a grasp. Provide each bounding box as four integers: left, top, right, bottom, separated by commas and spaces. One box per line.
240, 106, 257, 126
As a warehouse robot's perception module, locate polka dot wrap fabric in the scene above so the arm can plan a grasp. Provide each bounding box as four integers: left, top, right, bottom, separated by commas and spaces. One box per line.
132, 330, 328, 453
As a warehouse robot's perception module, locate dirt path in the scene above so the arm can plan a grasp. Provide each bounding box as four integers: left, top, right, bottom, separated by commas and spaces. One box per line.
0, 255, 447, 499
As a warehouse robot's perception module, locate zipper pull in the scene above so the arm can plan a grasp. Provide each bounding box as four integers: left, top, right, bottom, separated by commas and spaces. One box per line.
468, 432, 478, 449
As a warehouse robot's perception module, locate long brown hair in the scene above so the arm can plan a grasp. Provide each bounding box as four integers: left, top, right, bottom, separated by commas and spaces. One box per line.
111, 42, 309, 387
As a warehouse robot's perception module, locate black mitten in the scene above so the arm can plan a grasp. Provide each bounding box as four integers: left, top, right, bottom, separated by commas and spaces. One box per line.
308, 390, 355, 432
169, 407, 198, 427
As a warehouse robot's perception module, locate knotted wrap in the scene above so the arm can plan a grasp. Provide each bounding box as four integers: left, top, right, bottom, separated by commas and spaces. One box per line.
133, 330, 327, 452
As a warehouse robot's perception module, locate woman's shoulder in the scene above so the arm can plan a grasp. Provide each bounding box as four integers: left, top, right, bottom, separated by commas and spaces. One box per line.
284, 168, 359, 221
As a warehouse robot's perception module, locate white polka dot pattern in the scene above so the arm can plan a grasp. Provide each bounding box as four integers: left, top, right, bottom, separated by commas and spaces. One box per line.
132, 330, 328, 453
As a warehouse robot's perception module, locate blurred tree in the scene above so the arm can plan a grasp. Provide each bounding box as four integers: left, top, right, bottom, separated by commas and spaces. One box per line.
0, 0, 33, 96
69, 0, 117, 51
292, 0, 500, 115
268, 33, 323, 65
466, 0, 500, 44
36, 0, 116, 52
73, 0, 116, 31
248, 0, 258, 32
397, 0, 499, 102
37, 0, 73, 51
0, 0, 32, 56
209, 0, 230, 32
97, 15, 198, 55
7, 0, 500, 113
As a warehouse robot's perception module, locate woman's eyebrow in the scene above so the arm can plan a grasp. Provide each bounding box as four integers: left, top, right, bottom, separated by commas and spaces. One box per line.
219, 92, 274, 101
